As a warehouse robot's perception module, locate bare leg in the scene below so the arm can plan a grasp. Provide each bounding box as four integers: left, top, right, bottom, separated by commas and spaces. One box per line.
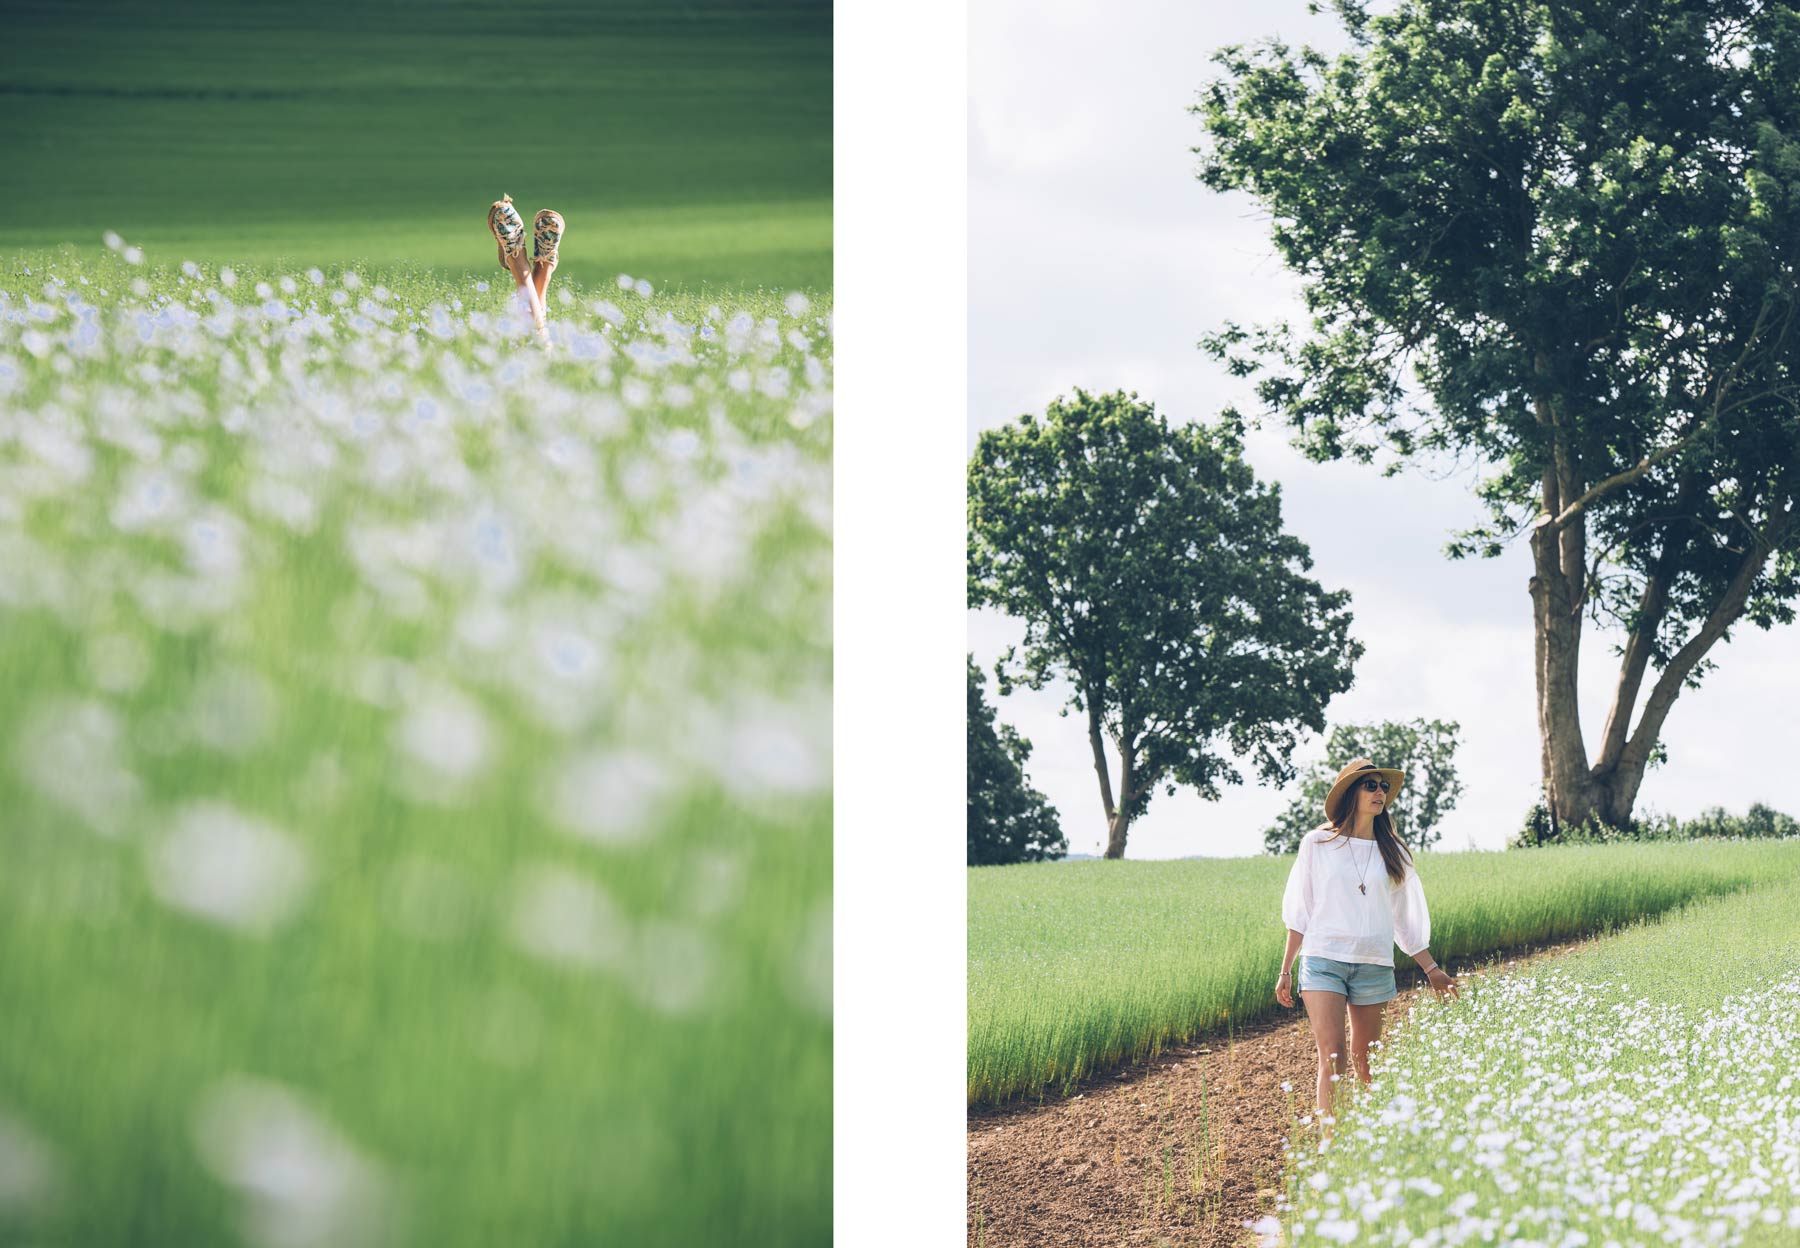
1347, 1000, 1385, 1085
1301, 989, 1348, 1118
489, 195, 545, 337
510, 254, 544, 334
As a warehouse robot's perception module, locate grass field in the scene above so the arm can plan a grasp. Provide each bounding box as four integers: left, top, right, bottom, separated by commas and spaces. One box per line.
0, 250, 831, 1244
0, 0, 831, 291
967, 840, 1800, 1106
1275, 871, 1800, 1245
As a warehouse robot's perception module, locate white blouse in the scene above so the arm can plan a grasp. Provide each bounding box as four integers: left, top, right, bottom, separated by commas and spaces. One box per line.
1281, 825, 1430, 965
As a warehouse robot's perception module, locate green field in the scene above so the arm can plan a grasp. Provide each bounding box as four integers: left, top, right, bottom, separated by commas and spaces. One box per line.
0, 253, 832, 1244
967, 840, 1800, 1106
0, 0, 831, 291
1276, 872, 1800, 1245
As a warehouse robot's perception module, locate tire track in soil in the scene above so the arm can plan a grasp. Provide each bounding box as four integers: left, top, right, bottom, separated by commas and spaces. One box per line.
967, 932, 1614, 1248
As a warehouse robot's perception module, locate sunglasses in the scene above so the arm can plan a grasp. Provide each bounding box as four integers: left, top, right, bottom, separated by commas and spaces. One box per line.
1359, 778, 1391, 793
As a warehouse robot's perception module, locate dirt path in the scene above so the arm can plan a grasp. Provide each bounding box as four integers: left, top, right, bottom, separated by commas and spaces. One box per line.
966, 933, 1614, 1248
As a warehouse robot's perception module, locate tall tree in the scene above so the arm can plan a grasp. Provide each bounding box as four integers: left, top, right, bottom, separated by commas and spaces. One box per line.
1262, 718, 1465, 854
967, 389, 1361, 858
968, 656, 1067, 866
1198, 0, 1800, 834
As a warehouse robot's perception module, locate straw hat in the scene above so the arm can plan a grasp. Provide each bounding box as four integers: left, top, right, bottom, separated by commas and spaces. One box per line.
1322, 757, 1405, 824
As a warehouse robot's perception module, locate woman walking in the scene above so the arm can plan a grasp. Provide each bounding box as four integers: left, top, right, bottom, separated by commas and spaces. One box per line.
1274, 758, 1459, 1133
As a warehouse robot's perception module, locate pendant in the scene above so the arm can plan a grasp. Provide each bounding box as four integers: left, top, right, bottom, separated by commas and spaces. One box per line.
1358, 883, 1367, 894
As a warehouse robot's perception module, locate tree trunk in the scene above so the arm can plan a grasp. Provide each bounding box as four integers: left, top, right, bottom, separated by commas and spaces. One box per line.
1103, 746, 1137, 859
1594, 775, 1640, 832
1104, 809, 1132, 860
1087, 689, 1127, 858
1530, 380, 1602, 830
1532, 468, 1795, 836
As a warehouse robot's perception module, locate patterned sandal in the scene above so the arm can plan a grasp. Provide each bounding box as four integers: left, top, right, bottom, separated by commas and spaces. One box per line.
488, 195, 530, 278
532, 209, 564, 279
532, 209, 561, 296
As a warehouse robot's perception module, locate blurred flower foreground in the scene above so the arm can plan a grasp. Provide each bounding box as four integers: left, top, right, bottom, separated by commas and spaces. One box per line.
0, 246, 832, 1247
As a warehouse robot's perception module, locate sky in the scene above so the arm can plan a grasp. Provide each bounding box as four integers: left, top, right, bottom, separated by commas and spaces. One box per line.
967, 0, 1800, 860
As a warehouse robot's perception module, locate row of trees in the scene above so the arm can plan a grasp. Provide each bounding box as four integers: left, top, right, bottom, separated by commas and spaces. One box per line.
1515, 798, 1800, 847
970, 0, 1800, 859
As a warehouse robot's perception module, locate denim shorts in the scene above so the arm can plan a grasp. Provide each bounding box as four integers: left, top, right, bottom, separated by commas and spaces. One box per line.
1297, 955, 1396, 1004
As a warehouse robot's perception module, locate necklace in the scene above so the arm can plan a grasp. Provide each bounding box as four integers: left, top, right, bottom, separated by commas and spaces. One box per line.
1351, 834, 1375, 895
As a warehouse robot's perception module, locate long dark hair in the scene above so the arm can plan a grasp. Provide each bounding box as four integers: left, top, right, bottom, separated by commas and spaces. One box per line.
1320, 779, 1413, 885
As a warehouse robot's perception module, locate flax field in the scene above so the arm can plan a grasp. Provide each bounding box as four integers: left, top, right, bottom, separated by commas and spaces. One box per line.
1271, 869, 1800, 1246
967, 839, 1800, 1107
0, 249, 832, 1246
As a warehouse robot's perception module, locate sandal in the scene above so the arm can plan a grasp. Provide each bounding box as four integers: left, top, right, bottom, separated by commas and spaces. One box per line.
488, 195, 530, 277
532, 209, 564, 277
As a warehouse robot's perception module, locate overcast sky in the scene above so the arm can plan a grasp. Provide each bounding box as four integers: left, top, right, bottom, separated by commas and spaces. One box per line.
968, 0, 1800, 860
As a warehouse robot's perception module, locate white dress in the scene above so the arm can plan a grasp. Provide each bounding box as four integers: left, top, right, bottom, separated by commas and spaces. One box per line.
1281, 825, 1430, 965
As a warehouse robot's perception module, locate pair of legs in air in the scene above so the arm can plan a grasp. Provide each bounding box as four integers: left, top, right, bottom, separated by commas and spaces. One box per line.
487, 194, 563, 337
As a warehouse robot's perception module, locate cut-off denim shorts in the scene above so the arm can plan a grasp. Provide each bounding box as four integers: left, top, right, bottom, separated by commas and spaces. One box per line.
1297, 955, 1396, 1005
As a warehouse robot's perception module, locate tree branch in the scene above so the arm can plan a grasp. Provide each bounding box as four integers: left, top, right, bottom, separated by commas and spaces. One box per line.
1595, 567, 1672, 772
1539, 297, 1780, 540
1086, 685, 1117, 824
1535, 418, 1715, 539
1594, 474, 1706, 771
1618, 502, 1798, 775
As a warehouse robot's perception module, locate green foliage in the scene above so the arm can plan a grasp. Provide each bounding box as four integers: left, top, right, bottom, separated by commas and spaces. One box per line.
1261, 718, 1463, 853
1745, 801, 1800, 839
1518, 796, 1556, 847
968, 656, 1067, 866
2, 0, 831, 290
1196, 0, 1800, 678
967, 389, 1361, 853
1681, 801, 1800, 840
1512, 798, 1800, 846
966, 838, 1800, 1106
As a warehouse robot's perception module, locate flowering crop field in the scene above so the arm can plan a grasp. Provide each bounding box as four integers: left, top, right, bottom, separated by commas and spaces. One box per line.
0, 250, 831, 1245
967, 839, 1800, 1106
1273, 870, 1800, 1247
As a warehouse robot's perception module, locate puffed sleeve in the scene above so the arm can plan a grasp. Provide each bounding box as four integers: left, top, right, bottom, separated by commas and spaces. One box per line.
1390, 857, 1430, 957
1281, 834, 1314, 934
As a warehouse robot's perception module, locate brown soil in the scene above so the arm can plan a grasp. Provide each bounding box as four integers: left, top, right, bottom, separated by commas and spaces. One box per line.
966, 933, 1613, 1248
